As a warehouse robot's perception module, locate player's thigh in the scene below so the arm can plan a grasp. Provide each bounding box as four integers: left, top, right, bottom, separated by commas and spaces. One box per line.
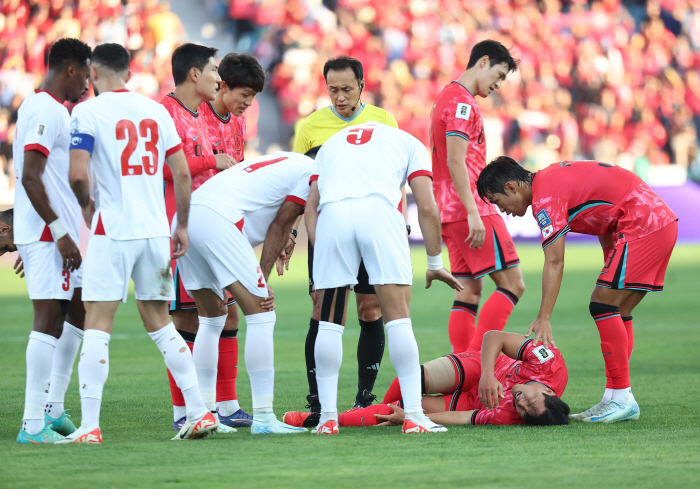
82, 235, 136, 303
422, 395, 448, 414
65, 286, 85, 330
225, 302, 239, 330
619, 290, 647, 317
372, 284, 411, 322
18, 241, 76, 302
136, 300, 171, 333
84, 300, 121, 334
316, 287, 351, 326
455, 276, 484, 304
422, 356, 459, 394
30, 299, 66, 336
313, 201, 361, 291
489, 264, 525, 297
189, 288, 228, 318
132, 237, 175, 302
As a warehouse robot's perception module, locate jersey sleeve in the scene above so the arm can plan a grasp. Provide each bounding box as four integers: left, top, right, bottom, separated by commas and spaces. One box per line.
443, 96, 477, 143
159, 107, 183, 157
406, 135, 433, 183
309, 146, 323, 184
68, 104, 96, 154
531, 197, 570, 249
516, 339, 556, 376
293, 118, 310, 154
23, 105, 63, 157
286, 167, 312, 208
472, 405, 523, 425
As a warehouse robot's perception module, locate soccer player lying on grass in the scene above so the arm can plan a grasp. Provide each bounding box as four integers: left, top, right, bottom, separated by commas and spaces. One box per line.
284, 331, 569, 428
476, 157, 678, 423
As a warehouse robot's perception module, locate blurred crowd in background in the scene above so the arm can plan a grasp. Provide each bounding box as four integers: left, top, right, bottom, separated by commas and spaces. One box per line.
2, 0, 700, 201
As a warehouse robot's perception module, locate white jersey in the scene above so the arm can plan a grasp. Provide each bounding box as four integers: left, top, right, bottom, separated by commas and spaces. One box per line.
13, 90, 81, 244
70, 90, 182, 240
191, 151, 312, 247
311, 122, 432, 209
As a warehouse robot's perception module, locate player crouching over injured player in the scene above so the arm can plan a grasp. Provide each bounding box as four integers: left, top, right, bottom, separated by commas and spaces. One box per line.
284, 331, 569, 427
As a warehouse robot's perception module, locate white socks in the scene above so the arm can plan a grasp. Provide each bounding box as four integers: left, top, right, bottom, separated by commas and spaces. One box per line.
612, 387, 634, 403
23, 332, 57, 435
601, 388, 613, 404
149, 323, 207, 422
217, 400, 240, 417
193, 315, 226, 411
314, 321, 344, 425
78, 329, 111, 430
244, 311, 276, 416
386, 318, 422, 416
46, 322, 84, 418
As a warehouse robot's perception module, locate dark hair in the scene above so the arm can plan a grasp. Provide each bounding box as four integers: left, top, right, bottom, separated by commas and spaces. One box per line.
218, 53, 265, 93
466, 40, 518, 73
172, 43, 218, 85
476, 156, 532, 203
323, 56, 363, 85
91, 43, 130, 73
47, 38, 91, 71
304, 146, 322, 160
0, 208, 13, 226
523, 394, 570, 426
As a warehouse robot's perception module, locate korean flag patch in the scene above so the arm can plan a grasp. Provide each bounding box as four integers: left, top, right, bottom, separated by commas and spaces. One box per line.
455, 103, 472, 121
533, 344, 554, 364
536, 209, 554, 238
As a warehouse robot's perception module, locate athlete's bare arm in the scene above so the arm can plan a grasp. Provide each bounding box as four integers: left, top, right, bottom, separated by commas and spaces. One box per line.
304, 180, 320, 247
445, 136, 485, 248
527, 236, 566, 348
69, 148, 94, 226
478, 331, 529, 409
276, 214, 303, 276
375, 402, 476, 425
409, 175, 463, 291
24, 149, 81, 271
260, 201, 304, 281
165, 149, 192, 259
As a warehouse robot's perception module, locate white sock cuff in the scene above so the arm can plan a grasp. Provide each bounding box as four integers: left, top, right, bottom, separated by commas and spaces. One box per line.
318, 321, 344, 334
198, 314, 227, 331
148, 322, 177, 343
385, 318, 412, 331
83, 329, 111, 342
64, 322, 84, 339
28, 331, 58, 347
245, 311, 276, 325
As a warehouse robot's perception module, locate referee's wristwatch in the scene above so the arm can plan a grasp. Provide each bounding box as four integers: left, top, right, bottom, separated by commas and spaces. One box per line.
406, 224, 411, 236
290, 228, 298, 239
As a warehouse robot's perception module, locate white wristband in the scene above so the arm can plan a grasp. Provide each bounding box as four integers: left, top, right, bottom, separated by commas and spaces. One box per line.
427, 253, 443, 271
48, 218, 68, 240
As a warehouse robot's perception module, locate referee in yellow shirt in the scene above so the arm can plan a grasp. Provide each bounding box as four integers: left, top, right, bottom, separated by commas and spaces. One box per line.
294, 56, 403, 413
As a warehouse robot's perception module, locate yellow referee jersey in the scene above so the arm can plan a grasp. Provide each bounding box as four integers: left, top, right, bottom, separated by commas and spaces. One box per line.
293, 104, 399, 154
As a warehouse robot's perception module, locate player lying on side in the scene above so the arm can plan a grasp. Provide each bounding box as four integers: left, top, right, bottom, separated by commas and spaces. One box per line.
476, 157, 677, 423
283, 331, 569, 428
175, 151, 314, 434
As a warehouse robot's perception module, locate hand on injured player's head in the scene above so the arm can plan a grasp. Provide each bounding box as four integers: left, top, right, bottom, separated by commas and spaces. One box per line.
375, 403, 405, 426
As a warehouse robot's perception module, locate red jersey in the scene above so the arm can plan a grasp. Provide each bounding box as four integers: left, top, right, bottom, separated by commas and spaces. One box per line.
430, 81, 497, 223
160, 93, 217, 222
531, 161, 678, 249
200, 101, 246, 163
470, 339, 568, 425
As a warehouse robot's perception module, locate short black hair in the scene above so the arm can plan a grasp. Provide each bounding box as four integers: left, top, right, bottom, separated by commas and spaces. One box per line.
466, 40, 518, 73
476, 156, 532, 203
48, 38, 92, 71
0, 208, 13, 226
323, 56, 363, 85
523, 394, 570, 426
304, 146, 322, 160
218, 52, 265, 93
172, 43, 218, 86
91, 43, 130, 73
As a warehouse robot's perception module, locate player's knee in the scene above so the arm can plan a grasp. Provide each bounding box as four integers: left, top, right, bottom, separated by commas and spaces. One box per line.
357, 301, 382, 322
589, 301, 619, 318
523, 394, 570, 426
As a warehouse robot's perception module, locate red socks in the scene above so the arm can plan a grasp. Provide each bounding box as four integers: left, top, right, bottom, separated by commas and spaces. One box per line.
382, 377, 402, 404
590, 302, 630, 389
623, 316, 634, 360
448, 301, 477, 353
338, 403, 395, 427
467, 288, 518, 351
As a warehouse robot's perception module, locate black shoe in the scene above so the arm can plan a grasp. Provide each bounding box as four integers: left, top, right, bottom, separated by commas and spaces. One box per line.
353, 389, 377, 409
306, 394, 321, 414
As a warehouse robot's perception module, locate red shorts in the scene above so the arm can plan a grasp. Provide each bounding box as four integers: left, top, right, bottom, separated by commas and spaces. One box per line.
170, 258, 236, 312
442, 214, 519, 279
596, 221, 677, 292
439, 352, 481, 411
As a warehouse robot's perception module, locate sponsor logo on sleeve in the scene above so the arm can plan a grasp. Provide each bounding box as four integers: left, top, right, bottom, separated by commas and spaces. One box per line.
533, 345, 554, 363
455, 103, 472, 120
36, 123, 48, 139
536, 209, 554, 238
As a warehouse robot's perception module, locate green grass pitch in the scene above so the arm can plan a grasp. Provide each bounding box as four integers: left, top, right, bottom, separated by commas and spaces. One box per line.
1, 244, 698, 488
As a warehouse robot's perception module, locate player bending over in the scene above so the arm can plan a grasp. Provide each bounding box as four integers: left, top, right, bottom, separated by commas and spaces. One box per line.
284, 331, 569, 427
13, 38, 91, 444
175, 151, 314, 434
305, 122, 463, 435
61, 43, 216, 443
476, 157, 677, 423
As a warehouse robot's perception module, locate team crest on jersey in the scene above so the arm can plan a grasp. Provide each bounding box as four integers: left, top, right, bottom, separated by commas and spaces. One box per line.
35, 122, 48, 139
455, 103, 472, 120
536, 209, 554, 238
533, 345, 554, 363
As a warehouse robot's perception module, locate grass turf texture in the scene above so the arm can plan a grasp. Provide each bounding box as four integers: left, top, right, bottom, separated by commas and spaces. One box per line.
1, 243, 698, 489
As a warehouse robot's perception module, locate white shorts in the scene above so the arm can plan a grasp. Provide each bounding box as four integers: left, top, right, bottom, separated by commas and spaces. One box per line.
177, 205, 268, 300
17, 241, 83, 300
82, 235, 174, 303
313, 195, 412, 290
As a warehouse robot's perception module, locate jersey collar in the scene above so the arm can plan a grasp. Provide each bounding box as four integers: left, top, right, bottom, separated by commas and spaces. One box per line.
526, 380, 553, 390
452, 80, 475, 97
168, 92, 199, 117
35, 89, 62, 104
330, 103, 365, 123
207, 101, 230, 123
